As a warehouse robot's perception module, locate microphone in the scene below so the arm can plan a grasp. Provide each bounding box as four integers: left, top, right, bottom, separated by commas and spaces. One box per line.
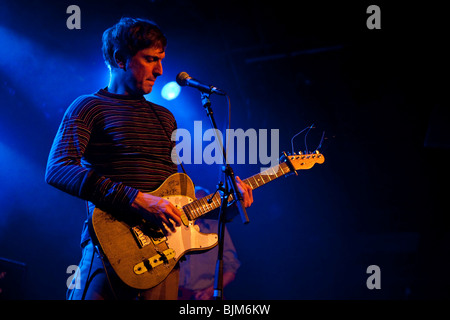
176, 72, 226, 96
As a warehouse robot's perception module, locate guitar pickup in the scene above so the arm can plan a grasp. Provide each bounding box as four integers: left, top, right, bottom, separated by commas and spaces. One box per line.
131, 226, 152, 248
133, 248, 176, 275
131, 225, 167, 248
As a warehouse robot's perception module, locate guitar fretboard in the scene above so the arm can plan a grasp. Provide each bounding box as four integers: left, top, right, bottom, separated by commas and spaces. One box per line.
182, 162, 291, 220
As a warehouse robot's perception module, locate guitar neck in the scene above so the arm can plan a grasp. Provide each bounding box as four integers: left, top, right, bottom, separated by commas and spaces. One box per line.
243, 162, 291, 191
183, 162, 291, 220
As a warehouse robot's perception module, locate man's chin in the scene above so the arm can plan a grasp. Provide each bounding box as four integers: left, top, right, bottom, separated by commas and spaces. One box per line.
142, 85, 153, 95
133, 87, 152, 96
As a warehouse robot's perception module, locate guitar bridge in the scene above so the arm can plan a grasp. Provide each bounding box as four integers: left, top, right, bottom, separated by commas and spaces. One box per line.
133, 248, 176, 275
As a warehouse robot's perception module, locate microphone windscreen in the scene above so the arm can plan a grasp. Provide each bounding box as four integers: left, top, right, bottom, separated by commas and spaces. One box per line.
176, 72, 190, 86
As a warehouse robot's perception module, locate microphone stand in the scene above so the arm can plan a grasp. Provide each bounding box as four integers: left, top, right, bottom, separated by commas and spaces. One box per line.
200, 92, 249, 301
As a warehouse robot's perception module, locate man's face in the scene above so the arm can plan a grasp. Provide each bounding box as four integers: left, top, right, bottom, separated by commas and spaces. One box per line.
124, 46, 165, 96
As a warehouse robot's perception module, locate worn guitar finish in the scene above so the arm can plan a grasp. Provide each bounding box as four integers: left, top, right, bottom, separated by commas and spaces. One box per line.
89, 152, 325, 289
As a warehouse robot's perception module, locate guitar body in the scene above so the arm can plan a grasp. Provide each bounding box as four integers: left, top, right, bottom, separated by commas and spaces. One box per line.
89, 173, 218, 290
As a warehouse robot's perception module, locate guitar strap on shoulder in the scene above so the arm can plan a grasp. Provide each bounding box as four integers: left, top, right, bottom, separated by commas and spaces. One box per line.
148, 102, 188, 176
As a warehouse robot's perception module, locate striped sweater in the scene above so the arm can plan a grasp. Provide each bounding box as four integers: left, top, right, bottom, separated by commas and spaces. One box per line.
45, 88, 178, 245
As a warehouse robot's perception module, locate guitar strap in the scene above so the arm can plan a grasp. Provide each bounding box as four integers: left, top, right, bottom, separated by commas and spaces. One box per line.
148, 102, 188, 176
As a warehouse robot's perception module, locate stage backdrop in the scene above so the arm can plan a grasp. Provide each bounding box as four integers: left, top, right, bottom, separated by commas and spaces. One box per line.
0, 0, 447, 299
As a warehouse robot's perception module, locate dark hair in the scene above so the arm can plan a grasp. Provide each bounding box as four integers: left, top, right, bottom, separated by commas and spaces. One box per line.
102, 17, 167, 69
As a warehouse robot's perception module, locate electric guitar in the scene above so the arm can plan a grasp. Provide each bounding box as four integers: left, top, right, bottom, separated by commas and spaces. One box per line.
88, 151, 325, 289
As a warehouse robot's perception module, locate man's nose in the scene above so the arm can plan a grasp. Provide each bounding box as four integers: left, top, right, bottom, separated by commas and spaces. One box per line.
154, 60, 163, 77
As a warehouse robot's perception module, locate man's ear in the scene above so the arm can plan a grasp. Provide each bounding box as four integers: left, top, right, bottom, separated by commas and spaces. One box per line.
114, 50, 127, 71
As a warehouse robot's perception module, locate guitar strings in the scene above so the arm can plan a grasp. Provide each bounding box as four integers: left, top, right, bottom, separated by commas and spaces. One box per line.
314, 130, 326, 151
291, 124, 326, 154
290, 124, 311, 154
304, 124, 314, 153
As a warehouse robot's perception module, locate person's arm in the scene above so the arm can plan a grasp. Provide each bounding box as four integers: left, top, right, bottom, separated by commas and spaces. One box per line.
45, 100, 137, 211
45, 99, 181, 231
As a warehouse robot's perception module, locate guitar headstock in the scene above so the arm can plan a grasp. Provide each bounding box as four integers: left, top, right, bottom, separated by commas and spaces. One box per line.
281, 150, 325, 172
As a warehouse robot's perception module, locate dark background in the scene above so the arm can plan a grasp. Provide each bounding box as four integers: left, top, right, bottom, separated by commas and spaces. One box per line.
0, 0, 447, 299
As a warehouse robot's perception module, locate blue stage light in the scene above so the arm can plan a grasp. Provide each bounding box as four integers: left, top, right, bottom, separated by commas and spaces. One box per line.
161, 81, 181, 100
